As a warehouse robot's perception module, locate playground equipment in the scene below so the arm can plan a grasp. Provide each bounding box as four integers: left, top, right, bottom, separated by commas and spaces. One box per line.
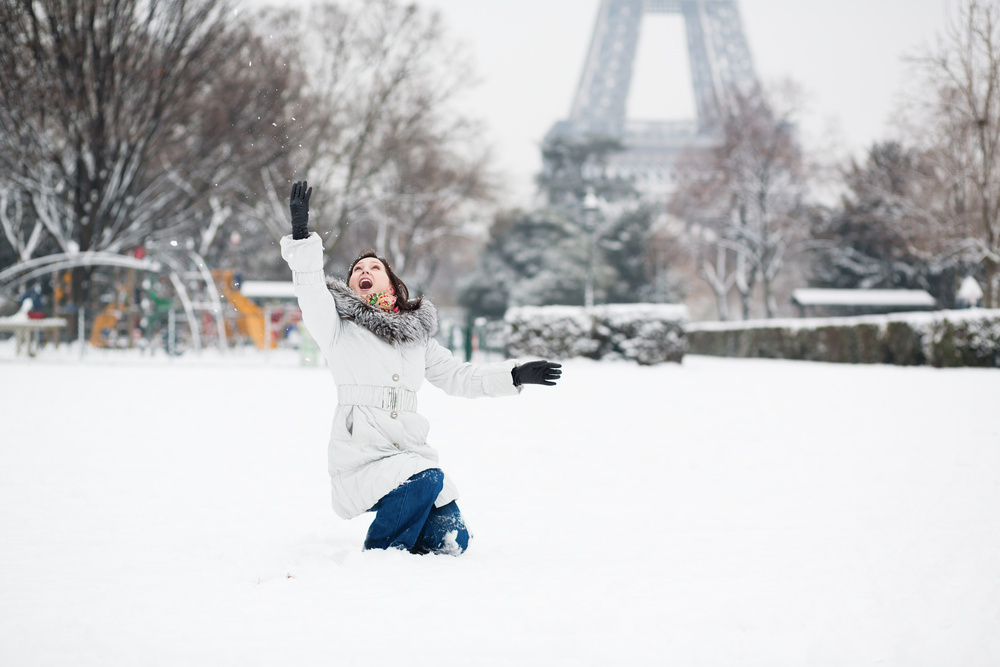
0, 245, 227, 353
212, 271, 302, 350
0, 243, 306, 354
88, 303, 122, 347
214, 269, 273, 349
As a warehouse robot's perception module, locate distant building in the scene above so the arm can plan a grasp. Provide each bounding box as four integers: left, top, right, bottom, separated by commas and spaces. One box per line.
544, 0, 759, 201
791, 289, 937, 318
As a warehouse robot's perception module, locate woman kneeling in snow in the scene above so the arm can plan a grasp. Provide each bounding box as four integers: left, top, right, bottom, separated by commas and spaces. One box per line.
280, 181, 561, 555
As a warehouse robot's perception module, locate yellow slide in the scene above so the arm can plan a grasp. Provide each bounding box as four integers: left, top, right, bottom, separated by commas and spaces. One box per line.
216, 270, 274, 349
89, 304, 121, 347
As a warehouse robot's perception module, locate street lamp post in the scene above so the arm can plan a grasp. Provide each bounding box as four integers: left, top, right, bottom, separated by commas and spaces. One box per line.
582, 188, 600, 308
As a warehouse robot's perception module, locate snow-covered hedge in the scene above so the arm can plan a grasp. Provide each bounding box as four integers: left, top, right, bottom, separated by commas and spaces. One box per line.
687, 309, 1000, 367
504, 304, 689, 365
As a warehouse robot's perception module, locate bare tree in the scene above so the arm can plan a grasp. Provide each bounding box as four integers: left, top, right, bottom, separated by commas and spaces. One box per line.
668, 148, 737, 320
0, 185, 45, 262
669, 82, 808, 319
0, 0, 298, 312
907, 0, 1000, 307
721, 84, 809, 318
368, 140, 493, 284
259, 1, 494, 277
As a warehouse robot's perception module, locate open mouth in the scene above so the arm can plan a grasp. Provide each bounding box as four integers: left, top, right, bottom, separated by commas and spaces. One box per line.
359, 277, 373, 290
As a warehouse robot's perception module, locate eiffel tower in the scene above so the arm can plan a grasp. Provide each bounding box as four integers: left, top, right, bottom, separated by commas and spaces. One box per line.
546, 0, 759, 198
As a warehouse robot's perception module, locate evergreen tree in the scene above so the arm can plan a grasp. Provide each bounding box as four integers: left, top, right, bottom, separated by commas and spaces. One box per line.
600, 205, 657, 303
458, 209, 585, 319
811, 141, 973, 306
537, 135, 636, 208
460, 134, 675, 317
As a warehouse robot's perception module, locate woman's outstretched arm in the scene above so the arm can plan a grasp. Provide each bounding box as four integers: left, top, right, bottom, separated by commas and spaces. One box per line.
423, 337, 522, 398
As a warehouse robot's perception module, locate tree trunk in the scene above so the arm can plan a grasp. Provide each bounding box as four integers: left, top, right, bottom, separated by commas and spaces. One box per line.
735, 252, 757, 320
715, 290, 730, 321
702, 245, 732, 321
985, 257, 998, 308
762, 276, 776, 318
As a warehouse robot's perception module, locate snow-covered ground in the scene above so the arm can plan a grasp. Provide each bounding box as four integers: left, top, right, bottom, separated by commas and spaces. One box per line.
1, 344, 998, 666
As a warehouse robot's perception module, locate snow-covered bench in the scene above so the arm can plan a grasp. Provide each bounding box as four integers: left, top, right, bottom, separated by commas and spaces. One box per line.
0, 300, 67, 357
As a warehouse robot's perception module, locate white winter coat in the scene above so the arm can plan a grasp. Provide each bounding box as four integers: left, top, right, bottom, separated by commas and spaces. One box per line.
280, 233, 521, 519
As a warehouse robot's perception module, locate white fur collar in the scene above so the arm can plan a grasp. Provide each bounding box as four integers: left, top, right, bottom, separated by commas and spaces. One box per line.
326, 279, 438, 345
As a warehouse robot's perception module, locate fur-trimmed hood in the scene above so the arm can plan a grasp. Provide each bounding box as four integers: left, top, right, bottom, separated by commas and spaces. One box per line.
326, 278, 438, 345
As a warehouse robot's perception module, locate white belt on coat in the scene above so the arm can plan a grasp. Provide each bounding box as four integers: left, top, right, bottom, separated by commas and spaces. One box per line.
337, 384, 418, 413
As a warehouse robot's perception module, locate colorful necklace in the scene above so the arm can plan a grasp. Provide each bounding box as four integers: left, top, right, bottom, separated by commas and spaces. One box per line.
367, 291, 399, 313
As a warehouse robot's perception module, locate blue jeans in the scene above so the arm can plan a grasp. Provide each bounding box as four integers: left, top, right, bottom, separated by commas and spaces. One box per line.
365, 469, 471, 555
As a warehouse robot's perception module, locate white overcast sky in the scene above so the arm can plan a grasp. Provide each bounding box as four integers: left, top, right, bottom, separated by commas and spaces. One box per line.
242, 0, 951, 205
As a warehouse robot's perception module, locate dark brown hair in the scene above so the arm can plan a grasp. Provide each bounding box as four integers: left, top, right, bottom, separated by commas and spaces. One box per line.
347, 250, 423, 312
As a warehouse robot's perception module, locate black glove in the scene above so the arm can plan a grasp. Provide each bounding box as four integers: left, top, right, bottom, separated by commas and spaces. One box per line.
289, 180, 312, 240
511, 360, 562, 387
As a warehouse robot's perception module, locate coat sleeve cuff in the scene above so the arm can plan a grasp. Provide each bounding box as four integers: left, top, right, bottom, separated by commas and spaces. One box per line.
280, 233, 325, 274
293, 270, 326, 286
480, 359, 523, 397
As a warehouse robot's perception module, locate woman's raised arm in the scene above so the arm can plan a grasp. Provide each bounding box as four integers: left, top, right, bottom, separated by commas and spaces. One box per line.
280, 180, 341, 352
